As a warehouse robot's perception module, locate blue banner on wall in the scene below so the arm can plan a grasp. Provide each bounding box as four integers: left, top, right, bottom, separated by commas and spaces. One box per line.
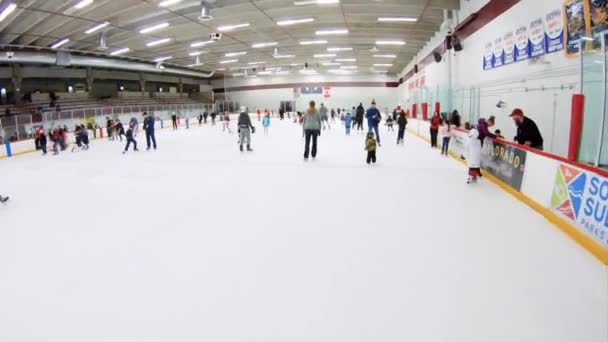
545, 8, 565, 53
514, 25, 530, 61
529, 17, 546, 57
493, 36, 505, 67
503, 31, 515, 65
483, 42, 494, 70
565, 0, 586, 56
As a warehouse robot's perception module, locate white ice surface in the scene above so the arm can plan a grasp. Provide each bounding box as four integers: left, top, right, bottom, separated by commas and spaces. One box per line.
0, 120, 606, 342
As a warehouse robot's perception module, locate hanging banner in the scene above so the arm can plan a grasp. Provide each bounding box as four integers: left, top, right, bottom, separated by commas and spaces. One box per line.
589, 0, 608, 49
564, 0, 589, 56
503, 31, 516, 64
545, 8, 566, 53
529, 17, 547, 57
550, 163, 608, 249
493, 36, 505, 67
483, 42, 494, 70
515, 25, 531, 61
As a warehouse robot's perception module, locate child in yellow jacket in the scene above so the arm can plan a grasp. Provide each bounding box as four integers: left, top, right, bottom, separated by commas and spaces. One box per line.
365, 132, 377, 164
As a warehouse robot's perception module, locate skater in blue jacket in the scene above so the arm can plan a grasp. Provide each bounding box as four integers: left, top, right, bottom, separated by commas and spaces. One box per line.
344, 111, 353, 136
262, 114, 270, 135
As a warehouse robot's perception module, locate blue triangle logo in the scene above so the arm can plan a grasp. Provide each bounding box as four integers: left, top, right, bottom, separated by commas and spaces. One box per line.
568, 173, 587, 219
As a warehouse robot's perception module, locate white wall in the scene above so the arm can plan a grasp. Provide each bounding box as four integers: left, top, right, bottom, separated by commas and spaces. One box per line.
398, 0, 577, 157
213, 75, 399, 113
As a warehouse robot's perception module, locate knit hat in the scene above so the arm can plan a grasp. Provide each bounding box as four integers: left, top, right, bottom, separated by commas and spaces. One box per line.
510, 108, 524, 117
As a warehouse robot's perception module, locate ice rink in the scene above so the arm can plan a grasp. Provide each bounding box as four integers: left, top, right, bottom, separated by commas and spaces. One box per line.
0, 119, 606, 342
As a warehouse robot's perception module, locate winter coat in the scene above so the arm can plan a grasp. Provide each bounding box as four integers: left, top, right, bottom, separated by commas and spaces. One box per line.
365, 137, 377, 152
356, 105, 365, 121
344, 114, 353, 127
126, 128, 134, 139
430, 115, 442, 131
466, 130, 482, 168
130, 117, 138, 126
397, 115, 408, 130
477, 118, 495, 142
143, 116, 155, 132
262, 116, 270, 127
319, 106, 328, 120
303, 109, 322, 131
366, 107, 381, 126
238, 112, 253, 128
515, 116, 544, 149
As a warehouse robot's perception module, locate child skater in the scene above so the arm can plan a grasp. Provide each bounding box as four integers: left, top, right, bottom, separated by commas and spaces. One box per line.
440, 119, 452, 156
396, 112, 407, 144
222, 113, 232, 133
344, 111, 353, 136
465, 128, 482, 184
123, 123, 139, 154
385, 116, 394, 131
365, 132, 377, 165
262, 113, 270, 136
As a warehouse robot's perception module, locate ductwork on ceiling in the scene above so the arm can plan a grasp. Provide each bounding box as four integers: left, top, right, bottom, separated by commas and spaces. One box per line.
0, 50, 215, 79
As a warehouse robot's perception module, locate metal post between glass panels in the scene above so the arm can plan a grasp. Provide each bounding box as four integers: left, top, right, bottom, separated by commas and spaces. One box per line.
595, 33, 608, 167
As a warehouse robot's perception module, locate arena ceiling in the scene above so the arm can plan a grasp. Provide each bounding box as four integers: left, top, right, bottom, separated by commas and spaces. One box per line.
0, 0, 460, 78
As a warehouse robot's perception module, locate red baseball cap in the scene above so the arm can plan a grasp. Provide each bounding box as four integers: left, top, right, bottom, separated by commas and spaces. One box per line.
510, 108, 524, 117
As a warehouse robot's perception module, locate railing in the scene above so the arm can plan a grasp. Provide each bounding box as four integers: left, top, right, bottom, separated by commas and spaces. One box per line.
0, 103, 214, 144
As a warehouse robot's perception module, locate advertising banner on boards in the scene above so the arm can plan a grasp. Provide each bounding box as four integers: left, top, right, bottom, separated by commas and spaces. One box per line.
551, 163, 608, 249
481, 139, 527, 191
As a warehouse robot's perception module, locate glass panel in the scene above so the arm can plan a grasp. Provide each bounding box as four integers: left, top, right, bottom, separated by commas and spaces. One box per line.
580, 43, 605, 165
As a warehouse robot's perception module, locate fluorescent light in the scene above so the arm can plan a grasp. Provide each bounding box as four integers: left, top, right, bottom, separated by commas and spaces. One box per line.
314, 53, 336, 58
299, 40, 327, 45
232, 73, 245, 77
51, 38, 70, 49
85, 21, 110, 34
159, 0, 183, 6
340, 65, 357, 69
248, 61, 266, 65
225, 51, 247, 57
299, 69, 318, 74
374, 54, 397, 58
74, 0, 94, 9
215, 68, 225, 71
294, 0, 339, 5
258, 71, 273, 75
327, 47, 352, 51
0, 3, 17, 23
277, 18, 314, 26
109, 47, 130, 56
373, 63, 393, 67
378, 17, 417, 22
220, 59, 239, 64
274, 54, 295, 59
581, 36, 594, 41
316, 29, 348, 36
376, 40, 406, 45
328, 69, 353, 74
146, 38, 171, 47
190, 40, 214, 47
139, 22, 169, 34
252, 42, 278, 48
217, 23, 249, 31
154, 56, 172, 62
335, 58, 356, 62
322, 62, 341, 66
188, 51, 207, 56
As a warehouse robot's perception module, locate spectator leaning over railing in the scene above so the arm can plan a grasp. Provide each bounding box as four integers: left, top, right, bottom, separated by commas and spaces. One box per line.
510, 108, 544, 150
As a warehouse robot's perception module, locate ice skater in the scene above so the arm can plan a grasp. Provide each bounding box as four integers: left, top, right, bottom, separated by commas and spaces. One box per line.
366, 100, 382, 146
37, 127, 48, 155
222, 112, 232, 133
123, 123, 139, 154
385, 116, 394, 131
344, 111, 352, 136
302, 101, 322, 160
319, 103, 330, 130
115, 120, 126, 141
143, 112, 157, 150
396, 112, 407, 145
238, 107, 255, 152
465, 129, 482, 184
106, 117, 114, 141
198, 113, 203, 126
72, 125, 90, 152
440, 120, 452, 156
130, 116, 139, 137
262, 113, 270, 135
172, 112, 178, 130
365, 132, 377, 165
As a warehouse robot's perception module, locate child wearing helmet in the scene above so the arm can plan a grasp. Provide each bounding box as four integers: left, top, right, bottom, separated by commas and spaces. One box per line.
365, 132, 378, 164
466, 128, 482, 183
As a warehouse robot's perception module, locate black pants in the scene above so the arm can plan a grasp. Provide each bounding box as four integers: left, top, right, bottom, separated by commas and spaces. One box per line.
172, 120, 178, 130
430, 129, 438, 147
356, 120, 363, 130
146, 130, 157, 149
125, 137, 137, 151
397, 129, 405, 143
367, 150, 376, 164
40, 138, 47, 154
304, 129, 319, 159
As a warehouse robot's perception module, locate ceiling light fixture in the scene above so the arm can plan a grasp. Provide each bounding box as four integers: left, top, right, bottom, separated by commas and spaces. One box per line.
0, 3, 17, 23
74, 0, 94, 9
139, 22, 169, 34
376, 40, 406, 45
327, 47, 352, 52
373, 63, 393, 67
85, 21, 110, 34
188, 50, 207, 56
248, 61, 267, 65
146, 38, 172, 47
373, 54, 397, 58
252, 42, 278, 48
217, 23, 250, 31
258, 71, 273, 75
220, 59, 239, 64
294, 0, 339, 5
273, 54, 295, 59
299, 69, 318, 74
315, 29, 348, 36
51, 38, 70, 49
154, 56, 172, 62
340, 65, 358, 69
314, 53, 336, 58
335, 58, 356, 62
378, 17, 417, 22
277, 18, 314, 26
225, 51, 247, 57
159, 0, 183, 6
321, 62, 341, 66
190, 40, 214, 47
299, 39, 327, 45
109, 47, 130, 56
581, 36, 594, 41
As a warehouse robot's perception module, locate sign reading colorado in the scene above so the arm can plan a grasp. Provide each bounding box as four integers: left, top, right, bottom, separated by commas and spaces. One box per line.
551, 164, 608, 248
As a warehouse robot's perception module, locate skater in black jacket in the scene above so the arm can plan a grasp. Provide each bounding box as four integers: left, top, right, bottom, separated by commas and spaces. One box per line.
238, 107, 255, 152
143, 112, 157, 150
123, 124, 139, 153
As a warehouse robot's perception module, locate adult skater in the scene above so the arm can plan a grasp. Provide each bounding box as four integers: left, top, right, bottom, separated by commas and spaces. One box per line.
397, 111, 407, 144
171, 112, 178, 130
211, 111, 217, 125
355, 103, 365, 132
203, 111, 209, 124
302, 100, 322, 160
198, 113, 203, 126
130, 116, 139, 137
0, 194, 8, 204
237, 106, 255, 152
430, 111, 442, 148
143, 112, 157, 150
366, 100, 382, 146
123, 123, 139, 154
115, 120, 126, 142
319, 103, 329, 130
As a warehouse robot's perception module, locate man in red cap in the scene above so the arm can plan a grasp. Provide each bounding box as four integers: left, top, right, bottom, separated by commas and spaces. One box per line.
510, 108, 543, 150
